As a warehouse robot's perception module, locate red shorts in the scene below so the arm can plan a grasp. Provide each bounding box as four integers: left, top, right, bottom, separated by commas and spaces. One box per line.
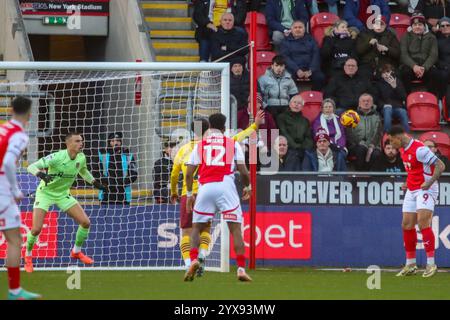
180, 195, 193, 229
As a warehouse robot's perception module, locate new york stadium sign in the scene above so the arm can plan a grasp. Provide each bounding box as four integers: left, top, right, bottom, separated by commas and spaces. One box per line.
258, 175, 450, 206
19, 0, 110, 16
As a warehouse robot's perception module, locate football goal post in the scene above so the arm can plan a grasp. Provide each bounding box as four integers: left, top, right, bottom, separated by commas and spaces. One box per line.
0, 61, 231, 272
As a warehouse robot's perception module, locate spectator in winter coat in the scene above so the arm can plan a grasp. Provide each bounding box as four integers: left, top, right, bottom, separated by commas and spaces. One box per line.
399, 12, 439, 94
355, 15, 401, 79
258, 55, 299, 120
324, 58, 377, 113
153, 141, 176, 204
374, 63, 409, 132
276, 95, 314, 164
279, 20, 326, 90
303, 128, 347, 172
268, 135, 302, 172
193, 0, 247, 62
211, 13, 248, 63
265, 0, 309, 47
230, 57, 250, 110
321, 19, 358, 78
312, 98, 348, 156
345, 93, 383, 171
343, 0, 391, 31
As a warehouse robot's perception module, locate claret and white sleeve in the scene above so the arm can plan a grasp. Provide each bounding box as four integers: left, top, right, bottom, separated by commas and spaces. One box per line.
3, 132, 29, 197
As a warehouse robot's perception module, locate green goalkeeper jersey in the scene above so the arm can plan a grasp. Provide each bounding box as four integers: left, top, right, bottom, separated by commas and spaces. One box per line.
27, 149, 95, 198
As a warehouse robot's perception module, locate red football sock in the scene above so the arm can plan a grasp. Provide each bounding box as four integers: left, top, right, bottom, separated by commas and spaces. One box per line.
7, 267, 20, 290
190, 247, 199, 261
236, 255, 246, 268
421, 227, 435, 258
403, 229, 417, 259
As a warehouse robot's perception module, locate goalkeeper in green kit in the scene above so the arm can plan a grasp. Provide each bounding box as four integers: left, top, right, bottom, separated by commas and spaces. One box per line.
24, 132, 106, 272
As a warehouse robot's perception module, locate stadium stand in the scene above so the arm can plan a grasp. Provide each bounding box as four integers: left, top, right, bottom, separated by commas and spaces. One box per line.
407, 91, 441, 131
144, 1, 199, 62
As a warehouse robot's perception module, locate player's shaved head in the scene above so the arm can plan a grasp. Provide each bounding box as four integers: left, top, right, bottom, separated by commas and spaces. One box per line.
65, 132, 81, 142
12, 96, 32, 115
208, 113, 226, 132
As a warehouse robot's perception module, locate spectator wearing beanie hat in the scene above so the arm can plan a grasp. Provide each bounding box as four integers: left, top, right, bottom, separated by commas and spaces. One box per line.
399, 12, 440, 94
230, 57, 250, 110
421, 0, 450, 32
302, 127, 347, 172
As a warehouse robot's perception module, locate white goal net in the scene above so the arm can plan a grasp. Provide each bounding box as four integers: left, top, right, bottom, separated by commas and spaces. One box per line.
0, 62, 230, 271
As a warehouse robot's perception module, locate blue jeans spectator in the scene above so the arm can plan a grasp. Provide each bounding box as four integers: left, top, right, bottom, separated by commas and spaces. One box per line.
199, 39, 211, 62
383, 105, 410, 133
307, 0, 338, 15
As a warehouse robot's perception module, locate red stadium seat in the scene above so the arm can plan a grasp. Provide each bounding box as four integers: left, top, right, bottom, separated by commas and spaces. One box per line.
406, 92, 441, 131
245, 12, 271, 51
310, 12, 339, 47
419, 131, 450, 159
390, 13, 410, 41
443, 96, 450, 122
256, 51, 276, 79
299, 91, 323, 124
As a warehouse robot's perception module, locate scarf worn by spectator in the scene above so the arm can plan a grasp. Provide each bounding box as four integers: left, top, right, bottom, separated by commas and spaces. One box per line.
319, 113, 342, 143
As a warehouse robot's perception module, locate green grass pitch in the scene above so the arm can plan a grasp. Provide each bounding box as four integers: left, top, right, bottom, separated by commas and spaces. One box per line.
1, 267, 449, 300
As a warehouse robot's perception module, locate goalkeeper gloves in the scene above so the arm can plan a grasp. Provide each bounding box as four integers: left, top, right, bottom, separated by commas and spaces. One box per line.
36, 171, 53, 185
92, 180, 107, 191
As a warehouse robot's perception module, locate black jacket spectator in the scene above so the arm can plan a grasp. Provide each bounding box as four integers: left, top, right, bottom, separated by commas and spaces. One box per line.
371, 140, 405, 172
371, 152, 405, 172
374, 71, 407, 110
324, 59, 377, 112
211, 25, 249, 62
153, 142, 175, 204
321, 22, 358, 77
230, 58, 250, 110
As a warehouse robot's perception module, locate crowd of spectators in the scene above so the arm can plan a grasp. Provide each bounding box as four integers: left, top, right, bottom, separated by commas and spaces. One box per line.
187, 0, 450, 173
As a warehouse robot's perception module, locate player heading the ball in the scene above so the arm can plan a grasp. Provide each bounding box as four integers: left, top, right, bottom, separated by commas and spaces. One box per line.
184, 113, 252, 282
388, 125, 446, 278
25, 132, 107, 272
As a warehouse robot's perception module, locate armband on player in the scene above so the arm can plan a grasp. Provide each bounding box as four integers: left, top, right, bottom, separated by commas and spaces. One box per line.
243, 185, 252, 193
36, 171, 53, 185
186, 191, 193, 197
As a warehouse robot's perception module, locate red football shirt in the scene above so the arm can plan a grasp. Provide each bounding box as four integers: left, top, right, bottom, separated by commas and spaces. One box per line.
188, 130, 245, 184
400, 139, 438, 191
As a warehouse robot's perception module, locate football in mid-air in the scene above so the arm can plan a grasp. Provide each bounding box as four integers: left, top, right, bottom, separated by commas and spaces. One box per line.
340, 110, 360, 128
